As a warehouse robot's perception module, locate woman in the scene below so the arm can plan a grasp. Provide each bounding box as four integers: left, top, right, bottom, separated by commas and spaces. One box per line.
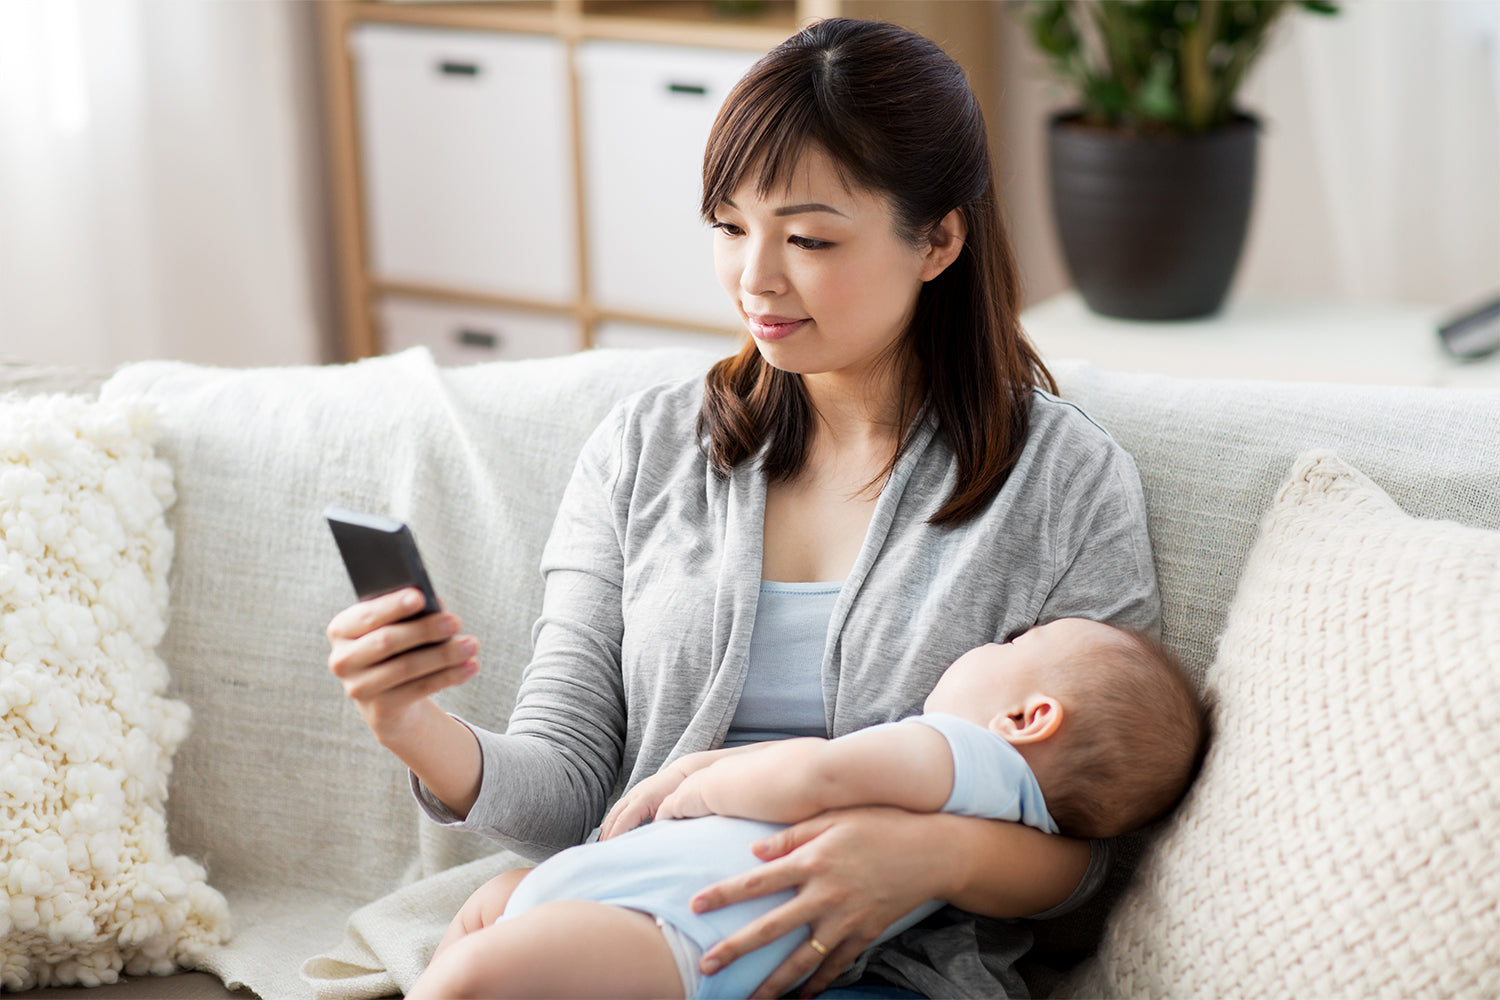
326, 18, 1158, 999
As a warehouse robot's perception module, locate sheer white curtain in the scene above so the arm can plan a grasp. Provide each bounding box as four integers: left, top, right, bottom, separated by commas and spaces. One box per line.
1239, 0, 1500, 308
0, 0, 328, 368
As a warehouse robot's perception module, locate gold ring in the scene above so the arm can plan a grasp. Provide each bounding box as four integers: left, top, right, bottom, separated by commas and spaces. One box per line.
808, 938, 830, 957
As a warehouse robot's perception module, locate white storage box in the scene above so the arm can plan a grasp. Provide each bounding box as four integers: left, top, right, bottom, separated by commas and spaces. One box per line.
592, 320, 742, 356
379, 296, 580, 364
578, 41, 760, 328
351, 24, 576, 302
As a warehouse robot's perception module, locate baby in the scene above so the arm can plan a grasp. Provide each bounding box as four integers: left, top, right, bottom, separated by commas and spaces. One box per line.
408, 618, 1206, 1000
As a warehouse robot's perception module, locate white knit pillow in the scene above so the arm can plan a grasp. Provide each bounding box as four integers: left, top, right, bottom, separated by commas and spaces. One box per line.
0, 395, 229, 990
1089, 450, 1500, 998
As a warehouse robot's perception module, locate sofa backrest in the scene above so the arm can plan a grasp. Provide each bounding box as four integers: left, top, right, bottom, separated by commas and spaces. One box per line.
1052, 360, 1500, 683
88, 347, 1500, 927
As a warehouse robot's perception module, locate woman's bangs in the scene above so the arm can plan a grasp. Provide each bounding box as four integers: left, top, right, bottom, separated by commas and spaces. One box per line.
700, 72, 822, 220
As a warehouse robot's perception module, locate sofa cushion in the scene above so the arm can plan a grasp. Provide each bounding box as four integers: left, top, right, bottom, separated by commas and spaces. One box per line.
1080, 450, 1500, 997
0, 395, 229, 990
1030, 365, 1500, 980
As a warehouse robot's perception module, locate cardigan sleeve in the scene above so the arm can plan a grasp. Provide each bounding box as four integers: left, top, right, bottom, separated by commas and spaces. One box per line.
1037, 435, 1160, 636
412, 401, 633, 860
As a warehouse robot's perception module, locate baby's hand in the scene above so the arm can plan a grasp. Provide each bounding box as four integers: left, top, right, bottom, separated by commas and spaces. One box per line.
600, 762, 693, 839
656, 772, 713, 822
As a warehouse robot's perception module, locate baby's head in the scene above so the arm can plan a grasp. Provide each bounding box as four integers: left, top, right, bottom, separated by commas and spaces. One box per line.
925, 618, 1206, 839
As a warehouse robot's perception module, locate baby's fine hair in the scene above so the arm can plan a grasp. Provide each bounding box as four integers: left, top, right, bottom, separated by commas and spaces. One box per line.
1045, 630, 1207, 839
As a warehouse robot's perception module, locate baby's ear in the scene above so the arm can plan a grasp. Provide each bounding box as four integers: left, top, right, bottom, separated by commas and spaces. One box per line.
989, 696, 1063, 744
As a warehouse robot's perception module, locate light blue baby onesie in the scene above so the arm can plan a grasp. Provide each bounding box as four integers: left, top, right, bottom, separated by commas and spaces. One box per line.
500, 713, 1057, 1000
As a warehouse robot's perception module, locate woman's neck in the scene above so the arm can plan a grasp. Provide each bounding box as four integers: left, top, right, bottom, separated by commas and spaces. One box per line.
800, 356, 913, 455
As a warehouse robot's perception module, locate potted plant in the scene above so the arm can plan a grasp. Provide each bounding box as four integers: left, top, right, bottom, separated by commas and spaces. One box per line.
1022, 0, 1339, 320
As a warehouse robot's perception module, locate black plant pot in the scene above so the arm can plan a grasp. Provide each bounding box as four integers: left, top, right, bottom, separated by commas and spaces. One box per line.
1047, 111, 1259, 321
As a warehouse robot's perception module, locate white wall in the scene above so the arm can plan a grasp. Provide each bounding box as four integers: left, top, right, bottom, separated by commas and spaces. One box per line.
4, 2, 1494, 369
0, 0, 336, 369
994, 0, 1500, 312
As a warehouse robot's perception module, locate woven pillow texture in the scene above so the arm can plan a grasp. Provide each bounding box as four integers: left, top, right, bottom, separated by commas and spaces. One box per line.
0, 395, 228, 990
1089, 449, 1499, 998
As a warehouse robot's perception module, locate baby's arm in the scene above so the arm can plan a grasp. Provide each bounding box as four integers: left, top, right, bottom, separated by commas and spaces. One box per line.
599, 743, 781, 838
657, 723, 954, 825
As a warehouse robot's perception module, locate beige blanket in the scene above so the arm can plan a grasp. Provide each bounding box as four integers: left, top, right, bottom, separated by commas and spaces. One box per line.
101, 347, 715, 999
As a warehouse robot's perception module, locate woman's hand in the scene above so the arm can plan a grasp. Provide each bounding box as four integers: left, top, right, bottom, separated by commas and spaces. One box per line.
689, 806, 955, 1000
325, 587, 481, 748
692, 806, 1090, 999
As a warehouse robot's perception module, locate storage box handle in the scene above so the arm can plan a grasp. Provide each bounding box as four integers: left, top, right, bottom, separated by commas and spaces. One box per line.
667, 82, 708, 97
456, 328, 499, 350
438, 61, 481, 78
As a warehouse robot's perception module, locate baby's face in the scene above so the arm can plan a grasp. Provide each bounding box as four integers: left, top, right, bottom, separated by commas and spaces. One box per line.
924, 618, 1117, 726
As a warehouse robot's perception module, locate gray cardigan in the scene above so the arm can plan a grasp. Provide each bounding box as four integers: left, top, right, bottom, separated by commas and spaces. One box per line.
419, 374, 1159, 997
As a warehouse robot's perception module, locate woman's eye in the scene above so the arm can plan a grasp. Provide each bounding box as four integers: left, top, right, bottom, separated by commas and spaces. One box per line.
710, 220, 744, 237
790, 236, 832, 251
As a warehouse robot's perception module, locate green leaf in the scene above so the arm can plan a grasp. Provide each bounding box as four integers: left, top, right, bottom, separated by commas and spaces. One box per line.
1086, 76, 1132, 123
1030, 2, 1081, 59
1022, 0, 1338, 132
1135, 55, 1181, 123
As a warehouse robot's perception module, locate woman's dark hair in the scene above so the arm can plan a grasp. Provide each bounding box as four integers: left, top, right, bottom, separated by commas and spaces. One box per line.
697, 17, 1056, 526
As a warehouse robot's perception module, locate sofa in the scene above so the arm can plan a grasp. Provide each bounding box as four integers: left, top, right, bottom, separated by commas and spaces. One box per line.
3, 347, 1497, 999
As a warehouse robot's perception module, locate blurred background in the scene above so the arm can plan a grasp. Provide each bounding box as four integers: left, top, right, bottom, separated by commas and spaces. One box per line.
0, 0, 1496, 379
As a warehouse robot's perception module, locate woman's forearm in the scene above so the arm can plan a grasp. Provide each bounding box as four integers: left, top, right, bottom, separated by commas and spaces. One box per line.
384, 699, 484, 820
930, 812, 1091, 917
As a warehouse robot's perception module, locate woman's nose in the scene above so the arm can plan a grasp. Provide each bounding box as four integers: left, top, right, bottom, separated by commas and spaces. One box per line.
739, 238, 786, 298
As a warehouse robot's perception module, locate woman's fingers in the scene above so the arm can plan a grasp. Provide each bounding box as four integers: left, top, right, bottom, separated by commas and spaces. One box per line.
747, 935, 827, 1000
342, 634, 477, 700
696, 808, 943, 998
326, 587, 426, 641
325, 588, 481, 742
748, 812, 836, 862
696, 855, 843, 975
795, 934, 870, 999
333, 613, 459, 676
698, 890, 813, 977
691, 849, 807, 918
328, 592, 470, 680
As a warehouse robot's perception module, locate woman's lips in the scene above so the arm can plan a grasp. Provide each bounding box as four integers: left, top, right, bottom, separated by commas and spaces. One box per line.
746, 315, 809, 341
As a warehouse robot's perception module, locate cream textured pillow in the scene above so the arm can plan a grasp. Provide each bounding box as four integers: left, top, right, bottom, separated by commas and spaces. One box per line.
0, 395, 229, 990
1089, 450, 1499, 998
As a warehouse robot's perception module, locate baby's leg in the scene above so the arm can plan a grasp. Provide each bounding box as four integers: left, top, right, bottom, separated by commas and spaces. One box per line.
431, 866, 532, 961
408, 900, 686, 1000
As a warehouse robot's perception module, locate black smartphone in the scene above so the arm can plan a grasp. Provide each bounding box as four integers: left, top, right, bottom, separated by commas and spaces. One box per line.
325, 506, 441, 619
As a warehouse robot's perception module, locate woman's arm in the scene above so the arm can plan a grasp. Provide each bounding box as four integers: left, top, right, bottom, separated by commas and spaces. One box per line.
326, 587, 485, 818
691, 807, 1089, 1000
329, 403, 640, 855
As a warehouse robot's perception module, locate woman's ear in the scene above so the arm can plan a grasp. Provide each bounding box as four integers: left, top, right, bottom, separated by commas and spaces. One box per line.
989, 696, 1064, 745
919, 207, 968, 282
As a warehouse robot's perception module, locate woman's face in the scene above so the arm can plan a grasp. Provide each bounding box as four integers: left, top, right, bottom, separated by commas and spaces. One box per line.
710, 147, 945, 384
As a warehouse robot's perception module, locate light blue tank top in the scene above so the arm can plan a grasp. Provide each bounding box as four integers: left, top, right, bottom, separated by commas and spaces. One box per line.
722, 580, 840, 748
